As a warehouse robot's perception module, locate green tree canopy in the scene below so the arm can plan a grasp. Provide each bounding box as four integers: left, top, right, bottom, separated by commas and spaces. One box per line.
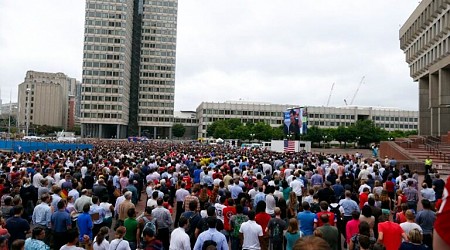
172, 123, 186, 138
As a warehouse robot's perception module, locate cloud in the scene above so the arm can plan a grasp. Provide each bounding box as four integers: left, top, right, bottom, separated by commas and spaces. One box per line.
0, 0, 420, 113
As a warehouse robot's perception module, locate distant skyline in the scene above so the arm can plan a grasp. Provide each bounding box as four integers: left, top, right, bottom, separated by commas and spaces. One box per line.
0, 1, 420, 110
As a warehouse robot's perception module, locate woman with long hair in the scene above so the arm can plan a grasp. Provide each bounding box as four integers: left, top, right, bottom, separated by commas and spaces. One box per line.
93, 226, 109, 250
359, 206, 375, 237
285, 218, 303, 250
349, 221, 377, 250
286, 191, 299, 219
379, 190, 392, 214
198, 185, 209, 209
109, 226, 131, 250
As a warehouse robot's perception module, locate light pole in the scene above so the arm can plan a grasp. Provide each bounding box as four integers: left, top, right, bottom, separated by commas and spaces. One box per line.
25, 88, 31, 136
287, 133, 293, 140
355, 136, 361, 148
322, 135, 328, 148
388, 137, 394, 141
249, 133, 255, 142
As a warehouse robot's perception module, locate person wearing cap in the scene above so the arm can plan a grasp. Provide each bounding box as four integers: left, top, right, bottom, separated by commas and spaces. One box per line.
24, 226, 49, 250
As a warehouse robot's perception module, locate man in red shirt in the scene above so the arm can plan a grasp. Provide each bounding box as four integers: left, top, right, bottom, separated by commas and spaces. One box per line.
377, 213, 408, 250
222, 199, 236, 237
359, 187, 370, 209
315, 201, 335, 227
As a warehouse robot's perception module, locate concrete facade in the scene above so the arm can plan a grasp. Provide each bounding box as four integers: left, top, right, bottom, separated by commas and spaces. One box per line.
17, 71, 79, 132
400, 0, 450, 136
80, 0, 178, 139
196, 101, 418, 138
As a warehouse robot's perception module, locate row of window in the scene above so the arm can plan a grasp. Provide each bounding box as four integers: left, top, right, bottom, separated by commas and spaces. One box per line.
141, 21, 176, 29
138, 109, 173, 115
82, 112, 122, 119
144, 1, 177, 7
174, 118, 196, 124
84, 45, 125, 53
85, 28, 127, 37
309, 114, 355, 120
87, 3, 127, 12
83, 79, 122, 85
142, 43, 176, 50
83, 53, 124, 61
142, 28, 176, 35
139, 94, 174, 100
372, 116, 418, 122
83, 70, 123, 77
139, 116, 171, 122
82, 86, 122, 94
141, 57, 176, 64
138, 101, 174, 107
141, 50, 176, 57
140, 72, 174, 78
85, 36, 123, 44
141, 36, 176, 43
85, 11, 124, 20
85, 20, 124, 28
140, 65, 174, 71
202, 109, 284, 117
82, 96, 123, 102
401, 0, 446, 47
410, 36, 449, 77
138, 87, 174, 93
140, 79, 174, 86
83, 104, 122, 110
142, 15, 177, 22
83, 61, 123, 69
145, 7, 177, 15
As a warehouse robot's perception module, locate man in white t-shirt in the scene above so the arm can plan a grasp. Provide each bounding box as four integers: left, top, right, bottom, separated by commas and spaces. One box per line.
290, 174, 304, 201
239, 210, 263, 250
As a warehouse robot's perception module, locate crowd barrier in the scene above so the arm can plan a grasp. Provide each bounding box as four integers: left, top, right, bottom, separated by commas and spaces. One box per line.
0, 140, 93, 153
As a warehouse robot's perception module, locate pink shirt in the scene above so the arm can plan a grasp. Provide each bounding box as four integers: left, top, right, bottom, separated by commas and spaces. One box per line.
346, 219, 360, 243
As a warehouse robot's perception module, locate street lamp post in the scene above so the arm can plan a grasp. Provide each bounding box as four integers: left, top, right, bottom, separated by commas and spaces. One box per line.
355, 136, 361, 148
287, 133, 293, 140
249, 133, 255, 142
322, 135, 328, 148
388, 137, 394, 141
25, 88, 31, 136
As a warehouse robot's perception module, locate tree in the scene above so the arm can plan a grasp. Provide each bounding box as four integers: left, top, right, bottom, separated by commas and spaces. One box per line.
253, 122, 273, 141
334, 126, 353, 148
213, 123, 230, 139
272, 127, 285, 140
303, 126, 323, 145
232, 125, 250, 140
172, 123, 186, 138
351, 120, 385, 147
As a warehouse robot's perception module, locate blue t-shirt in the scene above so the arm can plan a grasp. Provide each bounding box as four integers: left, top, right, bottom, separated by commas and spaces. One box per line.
77, 212, 93, 241
297, 211, 316, 236
51, 210, 71, 233
193, 169, 202, 184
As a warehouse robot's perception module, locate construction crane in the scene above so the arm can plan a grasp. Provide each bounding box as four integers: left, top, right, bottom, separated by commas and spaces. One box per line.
326, 82, 335, 106
349, 76, 365, 105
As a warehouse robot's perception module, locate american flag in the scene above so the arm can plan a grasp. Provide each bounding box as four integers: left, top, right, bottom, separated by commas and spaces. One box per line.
284, 140, 295, 152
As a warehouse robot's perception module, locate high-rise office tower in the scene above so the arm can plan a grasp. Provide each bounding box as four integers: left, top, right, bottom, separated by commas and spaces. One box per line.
80, 0, 177, 138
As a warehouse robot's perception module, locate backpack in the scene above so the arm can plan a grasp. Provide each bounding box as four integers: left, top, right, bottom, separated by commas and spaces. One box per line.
231, 214, 248, 238
186, 213, 200, 238
329, 204, 342, 228
202, 233, 217, 250
141, 216, 157, 238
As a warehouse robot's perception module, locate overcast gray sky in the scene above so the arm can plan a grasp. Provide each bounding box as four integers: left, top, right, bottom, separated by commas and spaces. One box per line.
0, 0, 420, 111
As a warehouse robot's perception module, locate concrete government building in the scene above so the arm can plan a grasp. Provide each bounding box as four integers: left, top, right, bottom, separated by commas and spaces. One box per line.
400, 0, 450, 136
80, 0, 177, 138
196, 101, 418, 139
18, 71, 80, 132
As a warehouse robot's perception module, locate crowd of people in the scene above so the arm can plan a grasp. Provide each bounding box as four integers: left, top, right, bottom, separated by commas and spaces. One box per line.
0, 140, 448, 250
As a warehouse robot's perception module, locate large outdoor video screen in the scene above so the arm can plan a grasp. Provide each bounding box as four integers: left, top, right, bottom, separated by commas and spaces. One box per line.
283, 107, 308, 135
